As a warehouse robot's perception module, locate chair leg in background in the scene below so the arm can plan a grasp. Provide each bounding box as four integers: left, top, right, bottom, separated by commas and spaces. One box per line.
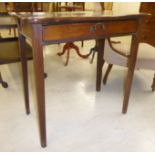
44, 73, 48, 79
103, 64, 113, 85
151, 74, 155, 92
0, 72, 8, 88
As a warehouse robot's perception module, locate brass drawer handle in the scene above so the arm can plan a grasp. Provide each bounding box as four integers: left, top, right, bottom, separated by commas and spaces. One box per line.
95, 23, 106, 31
90, 23, 106, 33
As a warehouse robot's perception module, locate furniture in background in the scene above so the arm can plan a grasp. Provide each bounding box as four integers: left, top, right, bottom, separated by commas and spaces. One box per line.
15, 11, 144, 147
88, 2, 113, 63
0, 37, 32, 88
0, 14, 32, 89
0, 4, 16, 37
102, 2, 155, 112
57, 2, 88, 66
0, 13, 47, 120
0, 2, 42, 37
0, 2, 7, 12
52, 2, 85, 12
12, 2, 43, 12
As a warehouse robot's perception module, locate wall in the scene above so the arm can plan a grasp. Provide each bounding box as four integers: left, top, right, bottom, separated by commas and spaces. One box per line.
113, 2, 140, 13
85, 2, 140, 13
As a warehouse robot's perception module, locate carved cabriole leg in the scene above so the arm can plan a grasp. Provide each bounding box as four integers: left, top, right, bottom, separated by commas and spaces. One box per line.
57, 43, 67, 56
18, 20, 30, 115
32, 24, 47, 148
96, 39, 105, 91
57, 42, 89, 66
151, 74, 155, 91
122, 33, 139, 114
103, 64, 113, 85
71, 42, 89, 58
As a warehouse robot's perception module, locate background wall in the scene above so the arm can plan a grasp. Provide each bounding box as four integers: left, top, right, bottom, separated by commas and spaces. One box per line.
113, 2, 140, 13
85, 2, 140, 13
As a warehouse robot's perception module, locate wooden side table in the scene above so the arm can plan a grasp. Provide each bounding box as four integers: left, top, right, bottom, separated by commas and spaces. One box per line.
13, 11, 146, 147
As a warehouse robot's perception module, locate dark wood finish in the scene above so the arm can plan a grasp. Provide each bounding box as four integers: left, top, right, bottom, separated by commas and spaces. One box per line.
151, 74, 155, 91
14, 11, 146, 147
103, 64, 113, 85
17, 18, 31, 115
43, 20, 137, 42
140, 2, 155, 14
57, 42, 88, 66
12, 2, 43, 12
18, 32, 30, 115
0, 14, 32, 115
122, 3, 155, 113
139, 2, 155, 91
31, 24, 46, 148
122, 33, 140, 113
139, 4, 155, 47
96, 39, 105, 91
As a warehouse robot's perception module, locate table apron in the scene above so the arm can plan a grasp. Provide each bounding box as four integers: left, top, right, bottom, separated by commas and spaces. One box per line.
42, 20, 138, 43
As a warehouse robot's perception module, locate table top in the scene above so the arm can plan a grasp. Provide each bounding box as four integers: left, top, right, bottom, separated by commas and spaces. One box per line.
11, 11, 148, 24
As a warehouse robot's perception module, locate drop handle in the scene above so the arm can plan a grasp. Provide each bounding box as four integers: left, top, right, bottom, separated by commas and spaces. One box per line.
95, 23, 106, 31
90, 23, 106, 33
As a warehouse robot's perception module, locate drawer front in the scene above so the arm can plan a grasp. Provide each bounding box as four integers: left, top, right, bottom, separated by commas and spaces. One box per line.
43, 20, 138, 42
140, 16, 155, 30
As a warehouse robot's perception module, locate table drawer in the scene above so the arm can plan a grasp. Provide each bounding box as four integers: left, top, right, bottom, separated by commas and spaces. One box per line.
43, 20, 138, 42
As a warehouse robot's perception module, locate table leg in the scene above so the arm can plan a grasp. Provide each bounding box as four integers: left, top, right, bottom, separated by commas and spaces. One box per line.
96, 39, 105, 91
18, 33, 30, 114
32, 24, 46, 147
122, 34, 139, 114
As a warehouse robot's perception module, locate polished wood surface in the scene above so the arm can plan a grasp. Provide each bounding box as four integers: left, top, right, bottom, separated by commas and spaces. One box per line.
139, 2, 155, 91
14, 11, 147, 147
0, 14, 32, 111
13, 11, 145, 24
139, 2, 155, 47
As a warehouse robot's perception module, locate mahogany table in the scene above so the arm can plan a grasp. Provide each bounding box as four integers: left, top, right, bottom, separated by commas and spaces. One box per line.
14, 11, 146, 147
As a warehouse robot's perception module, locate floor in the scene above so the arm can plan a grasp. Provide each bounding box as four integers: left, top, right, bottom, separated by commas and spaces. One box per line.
0, 34, 155, 151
